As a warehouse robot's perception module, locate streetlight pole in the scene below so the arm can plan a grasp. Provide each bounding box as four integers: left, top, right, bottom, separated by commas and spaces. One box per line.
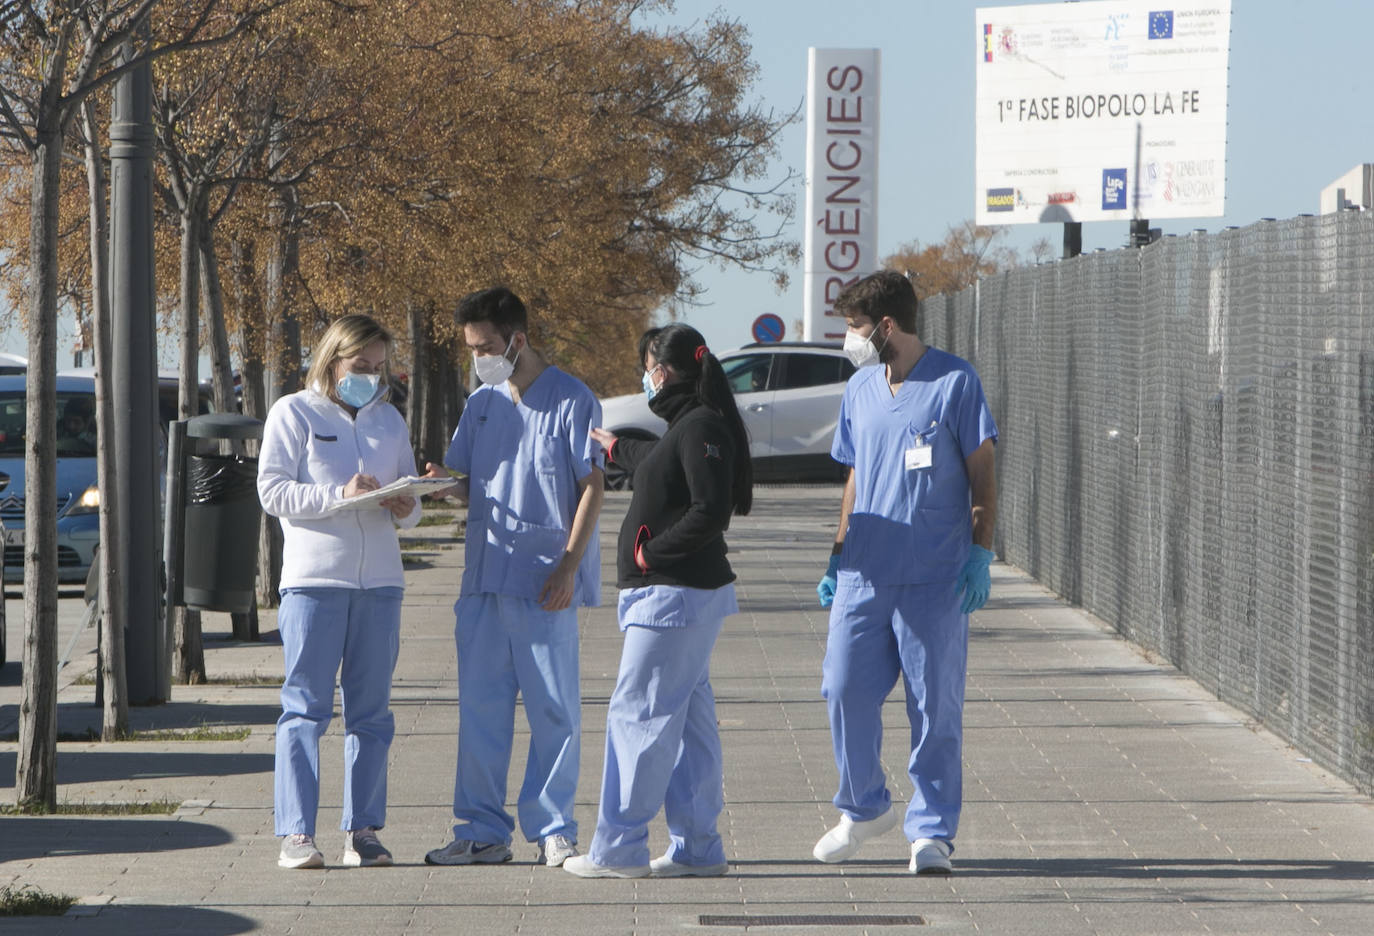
108, 23, 166, 703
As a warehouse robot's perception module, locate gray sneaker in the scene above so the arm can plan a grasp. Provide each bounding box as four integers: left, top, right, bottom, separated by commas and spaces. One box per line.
278, 833, 324, 869
537, 834, 578, 867
425, 838, 513, 865
343, 827, 393, 867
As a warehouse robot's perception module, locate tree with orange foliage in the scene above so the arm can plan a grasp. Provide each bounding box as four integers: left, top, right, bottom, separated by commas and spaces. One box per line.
884, 221, 1019, 300
0, 0, 274, 810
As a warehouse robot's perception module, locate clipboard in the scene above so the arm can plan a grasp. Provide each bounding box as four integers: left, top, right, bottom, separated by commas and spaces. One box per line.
325, 476, 460, 512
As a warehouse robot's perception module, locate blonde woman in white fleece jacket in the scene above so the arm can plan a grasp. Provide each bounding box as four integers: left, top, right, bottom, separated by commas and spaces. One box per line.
257, 314, 421, 871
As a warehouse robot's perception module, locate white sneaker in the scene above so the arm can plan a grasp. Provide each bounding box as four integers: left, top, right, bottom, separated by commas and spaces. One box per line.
562, 855, 649, 878
812, 806, 899, 863
649, 855, 729, 877
909, 837, 953, 875
278, 833, 324, 869
537, 834, 578, 867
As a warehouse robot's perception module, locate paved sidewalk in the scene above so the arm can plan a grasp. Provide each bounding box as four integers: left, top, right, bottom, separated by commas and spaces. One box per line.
2, 487, 1371, 935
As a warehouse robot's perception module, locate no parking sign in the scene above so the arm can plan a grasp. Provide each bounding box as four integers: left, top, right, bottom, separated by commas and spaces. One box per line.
751, 313, 785, 343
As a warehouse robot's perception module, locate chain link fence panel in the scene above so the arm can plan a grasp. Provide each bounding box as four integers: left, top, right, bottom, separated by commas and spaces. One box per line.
920, 212, 1374, 793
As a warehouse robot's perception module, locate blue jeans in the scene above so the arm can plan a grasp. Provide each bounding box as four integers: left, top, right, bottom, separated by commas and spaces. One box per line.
274, 586, 402, 837
822, 578, 968, 843
450, 593, 581, 845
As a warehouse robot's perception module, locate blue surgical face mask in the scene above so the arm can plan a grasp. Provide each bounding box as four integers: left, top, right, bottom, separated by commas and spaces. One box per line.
337, 372, 380, 408
641, 365, 662, 401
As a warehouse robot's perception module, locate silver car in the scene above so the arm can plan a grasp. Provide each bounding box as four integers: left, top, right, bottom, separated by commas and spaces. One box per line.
598, 342, 855, 488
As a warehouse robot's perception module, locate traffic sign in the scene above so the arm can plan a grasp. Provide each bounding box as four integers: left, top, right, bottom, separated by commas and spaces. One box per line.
751, 313, 785, 343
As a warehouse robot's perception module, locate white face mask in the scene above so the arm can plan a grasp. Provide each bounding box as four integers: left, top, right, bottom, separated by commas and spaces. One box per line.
843, 324, 888, 368
472, 334, 520, 385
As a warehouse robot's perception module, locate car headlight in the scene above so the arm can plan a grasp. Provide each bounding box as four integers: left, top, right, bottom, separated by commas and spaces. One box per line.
66, 486, 100, 516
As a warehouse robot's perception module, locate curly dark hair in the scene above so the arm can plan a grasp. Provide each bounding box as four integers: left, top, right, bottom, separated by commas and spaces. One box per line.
834, 270, 917, 334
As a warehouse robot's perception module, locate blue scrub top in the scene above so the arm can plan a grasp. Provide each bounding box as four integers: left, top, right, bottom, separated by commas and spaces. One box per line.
830, 348, 997, 586
446, 366, 603, 606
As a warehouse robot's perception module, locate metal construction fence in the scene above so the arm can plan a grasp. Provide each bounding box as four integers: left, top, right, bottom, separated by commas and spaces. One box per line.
921, 211, 1374, 793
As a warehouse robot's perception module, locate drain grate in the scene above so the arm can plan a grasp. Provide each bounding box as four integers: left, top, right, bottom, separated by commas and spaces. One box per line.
699, 914, 925, 927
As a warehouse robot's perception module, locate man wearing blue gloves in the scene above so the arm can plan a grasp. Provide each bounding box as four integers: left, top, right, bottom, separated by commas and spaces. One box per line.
813, 270, 997, 876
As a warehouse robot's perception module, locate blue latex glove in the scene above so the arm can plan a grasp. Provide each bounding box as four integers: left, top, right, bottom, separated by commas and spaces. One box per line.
957, 545, 995, 614
817, 553, 841, 608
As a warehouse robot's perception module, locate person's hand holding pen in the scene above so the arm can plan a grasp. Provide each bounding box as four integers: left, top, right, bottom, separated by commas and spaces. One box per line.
422, 462, 470, 506
343, 473, 380, 498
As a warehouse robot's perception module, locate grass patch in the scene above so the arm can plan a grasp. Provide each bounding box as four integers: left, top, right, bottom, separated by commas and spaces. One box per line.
400, 552, 432, 569
132, 726, 251, 742
203, 673, 282, 687
1, 799, 179, 817
0, 883, 77, 917
0, 725, 251, 744
76, 672, 280, 688
416, 512, 458, 527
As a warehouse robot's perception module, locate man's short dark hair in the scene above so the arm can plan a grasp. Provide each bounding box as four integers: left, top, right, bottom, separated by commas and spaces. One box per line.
455, 286, 528, 339
834, 270, 918, 334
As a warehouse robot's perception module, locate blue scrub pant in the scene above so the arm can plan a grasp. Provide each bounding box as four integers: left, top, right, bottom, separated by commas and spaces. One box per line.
274, 586, 403, 837
821, 578, 968, 843
451, 593, 580, 845
589, 607, 728, 868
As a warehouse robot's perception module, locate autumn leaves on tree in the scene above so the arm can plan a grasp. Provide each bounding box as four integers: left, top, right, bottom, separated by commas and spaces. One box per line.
0, 0, 798, 809
4, 0, 800, 400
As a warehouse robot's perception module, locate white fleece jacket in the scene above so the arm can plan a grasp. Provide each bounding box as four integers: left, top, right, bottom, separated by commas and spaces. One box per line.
257, 386, 421, 590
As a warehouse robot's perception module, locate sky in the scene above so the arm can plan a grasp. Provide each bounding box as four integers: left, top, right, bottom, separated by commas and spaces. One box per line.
650, 0, 1374, 352
5, 0, 1373, 363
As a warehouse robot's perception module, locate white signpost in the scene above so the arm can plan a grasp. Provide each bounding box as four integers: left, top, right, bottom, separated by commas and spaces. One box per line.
975, 1, 1230, 225
803, 48, 880, 341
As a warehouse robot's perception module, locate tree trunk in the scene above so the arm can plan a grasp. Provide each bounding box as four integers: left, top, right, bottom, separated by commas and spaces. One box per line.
406, 302, 426, 464
173, 201, 205, 685
199, 217, 257, 641
233, 236, 280, 609
17, 128, 64, 810
265, 125, 301, 405
418, 336, 463, 466
198, 211, 236, 416
84, 99, 127, 741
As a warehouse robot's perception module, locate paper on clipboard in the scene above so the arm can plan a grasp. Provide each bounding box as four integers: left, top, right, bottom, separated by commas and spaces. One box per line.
325, 475, 459, 512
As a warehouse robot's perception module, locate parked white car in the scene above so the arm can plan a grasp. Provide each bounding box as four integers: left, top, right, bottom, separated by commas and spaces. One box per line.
598, 342, 855, 488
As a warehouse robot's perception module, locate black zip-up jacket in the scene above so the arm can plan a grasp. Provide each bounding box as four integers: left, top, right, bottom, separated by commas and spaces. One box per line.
608, 384, 738, 590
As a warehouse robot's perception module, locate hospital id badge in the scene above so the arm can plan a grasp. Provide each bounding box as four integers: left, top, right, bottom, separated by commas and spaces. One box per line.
905, 441, 933, 471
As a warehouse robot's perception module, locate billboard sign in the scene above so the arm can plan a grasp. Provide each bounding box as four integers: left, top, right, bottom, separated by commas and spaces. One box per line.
804, 48, 879, 341
975, 1, 1230, 224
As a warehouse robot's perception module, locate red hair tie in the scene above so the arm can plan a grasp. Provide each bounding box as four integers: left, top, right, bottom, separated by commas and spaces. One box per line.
694, 345, 708, 363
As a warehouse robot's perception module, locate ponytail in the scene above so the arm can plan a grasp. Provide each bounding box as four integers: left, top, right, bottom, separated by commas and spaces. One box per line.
644, 324, 753, 515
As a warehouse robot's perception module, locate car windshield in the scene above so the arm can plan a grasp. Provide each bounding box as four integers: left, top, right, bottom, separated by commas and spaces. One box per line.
0, 391, 98, 457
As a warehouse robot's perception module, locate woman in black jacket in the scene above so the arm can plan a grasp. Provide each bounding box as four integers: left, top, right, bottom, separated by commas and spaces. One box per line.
564, 323, 752, 879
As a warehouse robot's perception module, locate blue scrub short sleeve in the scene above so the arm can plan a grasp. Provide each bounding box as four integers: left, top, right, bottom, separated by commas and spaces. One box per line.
830, 382, 856, 467
953, 369, 998, 459
565, 387, 604, 480
445, 389, 483, 475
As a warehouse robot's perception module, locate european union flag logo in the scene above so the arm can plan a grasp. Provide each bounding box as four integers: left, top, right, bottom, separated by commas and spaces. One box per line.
1149, 10, 1173, 39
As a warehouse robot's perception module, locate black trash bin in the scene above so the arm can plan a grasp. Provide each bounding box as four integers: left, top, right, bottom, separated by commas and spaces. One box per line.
182, 452, 260, 613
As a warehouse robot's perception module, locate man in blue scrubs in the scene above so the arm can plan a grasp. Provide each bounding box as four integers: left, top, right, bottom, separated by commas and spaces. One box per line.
424, 287, 604, 868
813, 271, 998, 875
